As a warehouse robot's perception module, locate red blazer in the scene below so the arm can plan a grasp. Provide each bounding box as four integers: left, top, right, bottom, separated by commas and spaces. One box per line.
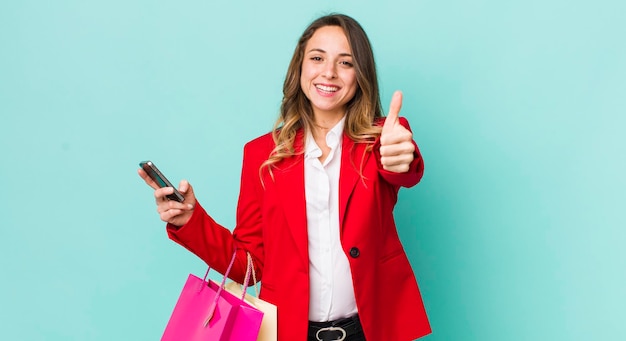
167, 117, 431, 340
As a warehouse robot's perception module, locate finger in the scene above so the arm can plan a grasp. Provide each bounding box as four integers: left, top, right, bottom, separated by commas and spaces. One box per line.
160, 199, 192, 211
383, 90, 403, 133
160, 209, 184, 223
382, 163, 411, 173
380, 141, 415, 157
159, 201, 194, 223
138, 168, 160, 190
380, 128, 413, 146
381, 154, 413, 173
179, 179, 189, 194
179, 180, 196, 207
381, 153, 414, 167
154, 187, 174, 201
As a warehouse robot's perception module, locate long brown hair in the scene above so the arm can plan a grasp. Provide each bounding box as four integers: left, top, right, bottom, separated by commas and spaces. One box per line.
261, 14, 383, 175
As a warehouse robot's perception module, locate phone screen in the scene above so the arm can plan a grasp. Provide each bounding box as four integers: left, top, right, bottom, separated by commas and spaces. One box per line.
140, 161, 185, 202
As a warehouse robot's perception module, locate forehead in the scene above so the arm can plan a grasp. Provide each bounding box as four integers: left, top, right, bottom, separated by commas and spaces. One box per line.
305, 25, 351, 53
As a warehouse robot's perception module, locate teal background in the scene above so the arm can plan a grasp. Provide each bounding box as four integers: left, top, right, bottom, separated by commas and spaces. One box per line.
1, 0, 624, 340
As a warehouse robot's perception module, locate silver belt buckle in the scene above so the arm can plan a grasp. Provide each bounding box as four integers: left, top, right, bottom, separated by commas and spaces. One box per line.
315, 326, 347, 341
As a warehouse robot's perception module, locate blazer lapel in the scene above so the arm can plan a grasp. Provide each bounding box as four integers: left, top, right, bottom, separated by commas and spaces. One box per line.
273, 131, 374, 262
339, 135, 373, 233
274, 131, 309, 265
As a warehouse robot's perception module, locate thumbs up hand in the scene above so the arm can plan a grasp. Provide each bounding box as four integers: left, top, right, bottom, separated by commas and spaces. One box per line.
380, 91, 415, 173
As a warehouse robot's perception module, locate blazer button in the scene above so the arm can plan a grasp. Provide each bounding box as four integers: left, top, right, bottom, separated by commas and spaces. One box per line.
349, 247, 360, 258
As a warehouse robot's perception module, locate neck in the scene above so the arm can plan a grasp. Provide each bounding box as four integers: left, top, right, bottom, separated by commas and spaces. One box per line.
312, 111, 345, 130
311, 115, 344, 142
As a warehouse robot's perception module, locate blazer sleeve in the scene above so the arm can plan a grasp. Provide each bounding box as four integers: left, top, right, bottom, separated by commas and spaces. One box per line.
374, 116, 425, 188
165, 138, 269, 283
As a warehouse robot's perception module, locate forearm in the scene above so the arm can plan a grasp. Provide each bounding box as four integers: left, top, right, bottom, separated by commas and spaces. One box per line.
166, 201, 240, 278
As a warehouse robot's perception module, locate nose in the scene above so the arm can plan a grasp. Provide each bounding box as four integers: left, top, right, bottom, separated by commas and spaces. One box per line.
322, 62, 337, 79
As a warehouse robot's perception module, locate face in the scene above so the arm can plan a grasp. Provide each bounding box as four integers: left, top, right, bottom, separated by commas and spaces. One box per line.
300, 25, 358, 120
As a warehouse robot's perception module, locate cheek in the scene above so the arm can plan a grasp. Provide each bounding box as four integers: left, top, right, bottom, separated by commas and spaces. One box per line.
300, 64, 315, 82
344, 73, 358, 95
299, 65, 308, 83
299, 74, 310, 99
300, 64, 317, 98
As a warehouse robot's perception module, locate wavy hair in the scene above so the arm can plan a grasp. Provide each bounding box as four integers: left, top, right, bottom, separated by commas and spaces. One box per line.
261, 14, 383, 177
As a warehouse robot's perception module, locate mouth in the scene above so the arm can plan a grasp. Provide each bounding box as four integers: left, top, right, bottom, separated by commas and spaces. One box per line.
315, 84, 340, 94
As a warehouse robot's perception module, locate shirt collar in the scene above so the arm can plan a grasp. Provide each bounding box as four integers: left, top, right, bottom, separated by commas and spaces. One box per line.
305, 116, 346, 158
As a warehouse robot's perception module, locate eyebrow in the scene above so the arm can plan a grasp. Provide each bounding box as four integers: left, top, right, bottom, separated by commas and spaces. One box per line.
306, 48, 353, 57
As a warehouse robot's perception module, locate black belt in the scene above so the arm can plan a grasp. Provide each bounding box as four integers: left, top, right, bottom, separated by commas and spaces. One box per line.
308, 315, 363, 341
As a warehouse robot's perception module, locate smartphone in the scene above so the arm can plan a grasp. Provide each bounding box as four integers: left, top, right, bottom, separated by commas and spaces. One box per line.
139, 161, 185, 202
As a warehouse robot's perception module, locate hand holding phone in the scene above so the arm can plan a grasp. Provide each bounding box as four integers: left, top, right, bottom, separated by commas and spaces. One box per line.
139, 161, 185, 202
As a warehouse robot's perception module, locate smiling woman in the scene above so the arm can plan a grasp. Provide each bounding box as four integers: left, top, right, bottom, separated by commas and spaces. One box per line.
138, 13, 430, 341
268, 14, 385, 173
300, 25, 358, 163
300, 26, 358, 120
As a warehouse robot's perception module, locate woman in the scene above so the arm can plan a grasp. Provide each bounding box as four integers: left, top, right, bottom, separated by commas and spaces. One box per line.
139, 14, 431, 341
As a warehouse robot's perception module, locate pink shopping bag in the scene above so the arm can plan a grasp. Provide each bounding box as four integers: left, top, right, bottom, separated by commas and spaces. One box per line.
161, 252, 264, 341
225, 252, 277, 341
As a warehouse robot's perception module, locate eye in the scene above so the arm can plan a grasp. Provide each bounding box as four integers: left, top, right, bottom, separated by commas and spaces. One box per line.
340, 60, 354, 67
310, 56, 323, 62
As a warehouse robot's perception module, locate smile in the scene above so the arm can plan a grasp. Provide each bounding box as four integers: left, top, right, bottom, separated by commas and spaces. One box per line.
315, 84, 340, 93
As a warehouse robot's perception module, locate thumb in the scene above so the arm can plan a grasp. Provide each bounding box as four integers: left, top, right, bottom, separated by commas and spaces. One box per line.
179, 179, 192, 194
383, 90, 402, 133
179, 180, 196, 208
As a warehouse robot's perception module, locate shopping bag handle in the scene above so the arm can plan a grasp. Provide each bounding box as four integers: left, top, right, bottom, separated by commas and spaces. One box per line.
202, 251, 239, 326
239, 252, 259, 300
201, 249, 258, 327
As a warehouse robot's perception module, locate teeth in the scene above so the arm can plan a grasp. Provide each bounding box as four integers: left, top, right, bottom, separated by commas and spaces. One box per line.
316, 85, 339, 92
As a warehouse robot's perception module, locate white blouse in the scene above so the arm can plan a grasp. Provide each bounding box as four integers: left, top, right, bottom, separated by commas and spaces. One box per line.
304, 117, 358, 322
